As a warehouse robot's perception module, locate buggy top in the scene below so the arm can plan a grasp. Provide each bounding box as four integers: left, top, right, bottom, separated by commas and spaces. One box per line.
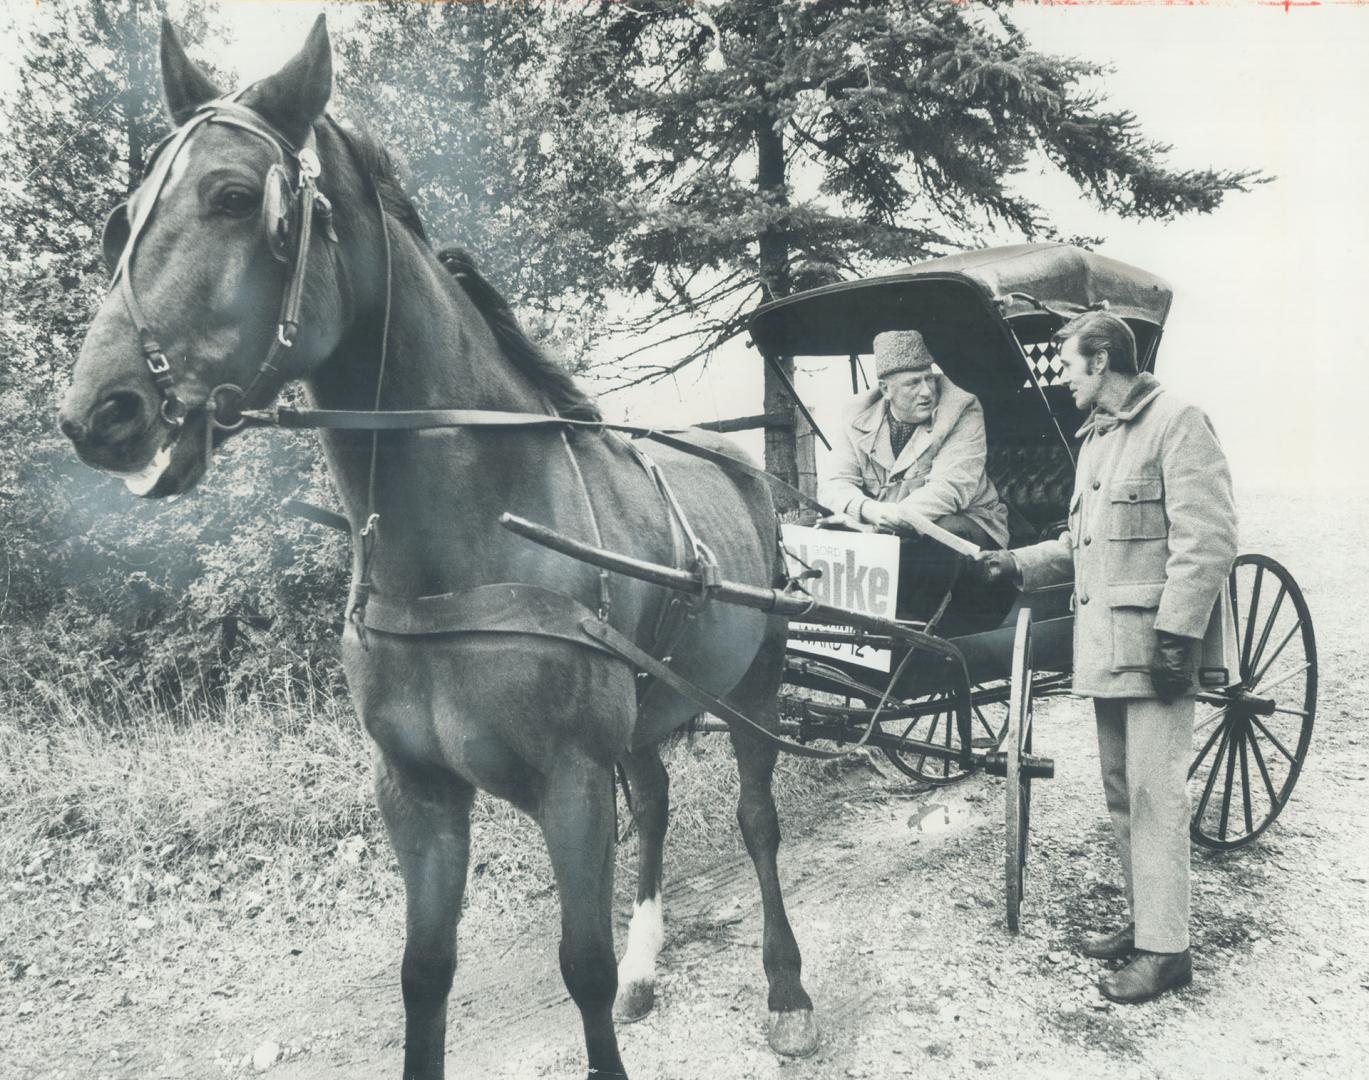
748, 242, 1172, 424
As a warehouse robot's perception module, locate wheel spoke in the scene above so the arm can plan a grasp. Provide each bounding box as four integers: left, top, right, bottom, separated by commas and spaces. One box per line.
1218, 719, 1240, 840
1253, 662, 1311, 697
1247, 726, 1280, 806
1251, 715, 1296, 763
1195, 706, 1228, 735
1250, 620, 1302, 687
972, 702, 999, 741
1246, 584, 1287, 679
1189, 714, 1228, 780
1241, 565, 1265, 680
1195, 718, 1235, 823
942, 705, 954, 778
1238, 728, 1254, 834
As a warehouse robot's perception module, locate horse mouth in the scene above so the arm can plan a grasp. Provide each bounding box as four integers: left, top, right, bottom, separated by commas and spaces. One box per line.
114, 417, 210, 498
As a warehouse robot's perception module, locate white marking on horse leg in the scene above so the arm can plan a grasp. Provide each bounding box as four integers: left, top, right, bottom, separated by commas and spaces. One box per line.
614, 893, 663, 1021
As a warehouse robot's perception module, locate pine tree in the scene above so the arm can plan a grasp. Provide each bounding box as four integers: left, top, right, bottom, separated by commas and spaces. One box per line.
332, 1, 635, 367
556, 0, 1264, 484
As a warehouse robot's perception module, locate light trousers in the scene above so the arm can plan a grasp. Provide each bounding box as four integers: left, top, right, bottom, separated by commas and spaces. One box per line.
1094, 696, 1195, 953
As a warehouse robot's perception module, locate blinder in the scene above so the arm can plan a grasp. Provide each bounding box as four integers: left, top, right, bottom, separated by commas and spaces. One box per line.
101, 202, 131, 276
261, 162, 297, 264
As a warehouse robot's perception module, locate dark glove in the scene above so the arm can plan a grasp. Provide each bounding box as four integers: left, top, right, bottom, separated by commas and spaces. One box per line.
1150, 630, 1198, 703
967, 549, 1022, 587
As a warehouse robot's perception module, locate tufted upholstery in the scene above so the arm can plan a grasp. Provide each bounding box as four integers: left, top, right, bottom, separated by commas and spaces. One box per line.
986, 437, 1076, 544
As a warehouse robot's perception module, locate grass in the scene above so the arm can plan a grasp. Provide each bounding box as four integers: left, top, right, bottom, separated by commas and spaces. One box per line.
0, 671, 864, 934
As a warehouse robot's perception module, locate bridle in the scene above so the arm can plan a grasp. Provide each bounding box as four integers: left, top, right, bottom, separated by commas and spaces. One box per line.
101, 98, 338, 434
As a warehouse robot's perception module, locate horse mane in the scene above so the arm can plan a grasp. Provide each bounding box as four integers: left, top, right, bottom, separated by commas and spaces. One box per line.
436, 247, 602, 422
325, 117, 600, 422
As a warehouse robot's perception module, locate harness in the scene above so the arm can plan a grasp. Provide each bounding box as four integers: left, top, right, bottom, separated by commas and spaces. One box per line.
102, 97, 338, 432
104, 98, 860, 757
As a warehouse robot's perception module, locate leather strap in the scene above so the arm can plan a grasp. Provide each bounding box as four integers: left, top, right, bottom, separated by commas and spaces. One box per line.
362, 582, 619, 661
579, 617, 904, 760
244, 406, 832, 517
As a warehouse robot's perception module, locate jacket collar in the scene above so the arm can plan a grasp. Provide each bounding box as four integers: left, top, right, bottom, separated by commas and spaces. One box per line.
849, 378, 974, 474
1076, 372, 1163, 438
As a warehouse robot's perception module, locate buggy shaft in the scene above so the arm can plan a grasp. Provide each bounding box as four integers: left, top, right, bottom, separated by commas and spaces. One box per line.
498, 513, 963, 663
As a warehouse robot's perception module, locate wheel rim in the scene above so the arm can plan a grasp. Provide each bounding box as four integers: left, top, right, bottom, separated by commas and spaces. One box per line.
1189, 554, 1317, 850
881, 690, 1002, 785
1005, 609, 1034, 931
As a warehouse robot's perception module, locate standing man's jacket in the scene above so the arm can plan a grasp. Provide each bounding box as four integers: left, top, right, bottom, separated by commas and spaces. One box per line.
1013, 374, 1238, 698
819, 381, 1010, 549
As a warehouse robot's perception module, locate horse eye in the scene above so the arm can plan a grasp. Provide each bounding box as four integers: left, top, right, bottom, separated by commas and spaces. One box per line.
215, 188, 259, 218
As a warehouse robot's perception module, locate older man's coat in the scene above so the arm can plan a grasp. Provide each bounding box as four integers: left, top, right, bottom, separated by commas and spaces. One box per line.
819, 380, 1010, 548
1013, 373, 1237, 699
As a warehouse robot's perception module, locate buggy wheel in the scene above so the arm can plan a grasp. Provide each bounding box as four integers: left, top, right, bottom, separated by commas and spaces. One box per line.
1005, 609, 1034, 932
880, 690, 987, 786
1189, 554, 1317, 850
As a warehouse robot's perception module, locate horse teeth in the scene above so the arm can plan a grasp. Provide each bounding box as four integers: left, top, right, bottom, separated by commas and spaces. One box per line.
123, 444, 173, 495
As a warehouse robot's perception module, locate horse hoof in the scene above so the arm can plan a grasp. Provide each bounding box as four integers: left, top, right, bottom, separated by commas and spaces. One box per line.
613, 980, 656, 1022
768, 1008, 819, 1057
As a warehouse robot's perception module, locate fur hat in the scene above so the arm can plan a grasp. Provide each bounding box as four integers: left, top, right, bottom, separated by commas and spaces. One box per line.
874, 330, 935, 379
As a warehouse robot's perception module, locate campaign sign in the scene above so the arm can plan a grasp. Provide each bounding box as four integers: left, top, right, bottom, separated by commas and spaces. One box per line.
780, 523, 901, 672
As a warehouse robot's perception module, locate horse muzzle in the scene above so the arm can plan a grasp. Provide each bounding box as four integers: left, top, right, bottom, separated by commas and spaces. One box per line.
58, 379, 215, 496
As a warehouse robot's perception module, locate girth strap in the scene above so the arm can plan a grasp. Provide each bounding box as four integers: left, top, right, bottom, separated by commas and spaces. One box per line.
361, 581, 620, 661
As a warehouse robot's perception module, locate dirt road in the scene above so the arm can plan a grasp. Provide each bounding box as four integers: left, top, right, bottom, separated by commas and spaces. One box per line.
5, 491, 1366, 1079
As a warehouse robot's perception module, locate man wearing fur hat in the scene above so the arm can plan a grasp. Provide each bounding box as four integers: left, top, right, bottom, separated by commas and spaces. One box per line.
819, 328, 1010, 621
972, 310, 1238, 1005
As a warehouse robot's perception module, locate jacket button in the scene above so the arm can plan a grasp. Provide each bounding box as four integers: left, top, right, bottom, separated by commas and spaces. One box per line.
1079, 594, 1090, 605
1083, 536, 1092, 546
1091, 480, 1100, 491
1128, 492, 1138, 502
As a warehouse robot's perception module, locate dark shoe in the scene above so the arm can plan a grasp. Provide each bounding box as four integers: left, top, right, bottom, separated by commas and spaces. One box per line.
1080, 923, 1135, 960
1099, 949, 1192, 1004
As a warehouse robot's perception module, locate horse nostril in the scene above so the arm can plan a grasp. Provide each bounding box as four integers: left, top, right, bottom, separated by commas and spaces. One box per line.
89, 391, 146, 442
59, 416, 89, 444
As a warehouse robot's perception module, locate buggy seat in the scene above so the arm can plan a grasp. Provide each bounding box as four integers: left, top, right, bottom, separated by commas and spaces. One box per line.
985, 385, 1078, 546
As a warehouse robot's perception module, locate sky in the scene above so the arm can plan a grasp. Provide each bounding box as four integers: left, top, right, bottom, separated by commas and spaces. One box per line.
6, 0, 1369, 493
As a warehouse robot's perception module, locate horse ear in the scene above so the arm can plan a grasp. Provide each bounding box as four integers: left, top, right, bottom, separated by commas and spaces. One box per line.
160, 19, 223, 125
247, 15, 333, 147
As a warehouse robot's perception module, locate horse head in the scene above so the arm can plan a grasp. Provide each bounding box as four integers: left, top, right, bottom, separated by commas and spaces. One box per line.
60, 16, 347, 497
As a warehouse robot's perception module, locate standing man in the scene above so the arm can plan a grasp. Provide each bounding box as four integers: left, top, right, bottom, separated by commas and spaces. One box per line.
820, 329, 1009, 621
973, 311, 1236, 1004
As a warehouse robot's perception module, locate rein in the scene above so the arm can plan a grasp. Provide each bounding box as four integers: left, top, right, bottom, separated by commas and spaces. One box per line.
239, 405, 833, 520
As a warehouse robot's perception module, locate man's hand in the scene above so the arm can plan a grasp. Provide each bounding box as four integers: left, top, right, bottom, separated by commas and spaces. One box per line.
859, 500, 896, 529
967, 549, 1022, 587
1150, 630, 1198, 703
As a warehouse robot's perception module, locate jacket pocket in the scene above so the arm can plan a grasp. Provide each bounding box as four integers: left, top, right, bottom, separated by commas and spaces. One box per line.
1107, 581, 1165, 673
1108, 477, 1166, 540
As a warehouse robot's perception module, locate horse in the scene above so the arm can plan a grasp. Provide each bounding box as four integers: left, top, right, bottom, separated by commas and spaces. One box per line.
60, 16, 818, 1079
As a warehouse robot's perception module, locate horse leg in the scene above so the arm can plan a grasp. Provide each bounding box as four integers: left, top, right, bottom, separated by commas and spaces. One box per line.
374, 753, 475, 1080
614, 747, 669, 1022
727, 638, 820, 1058
540, 753, 628, 1079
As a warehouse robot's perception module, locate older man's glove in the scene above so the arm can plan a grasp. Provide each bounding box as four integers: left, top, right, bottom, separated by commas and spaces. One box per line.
967, 550, 1022, 587
1150, 630, 1198, 703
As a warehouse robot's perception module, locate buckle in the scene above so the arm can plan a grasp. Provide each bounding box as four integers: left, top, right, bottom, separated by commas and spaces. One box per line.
297, 147, 321, 180
145, 351, 171, 375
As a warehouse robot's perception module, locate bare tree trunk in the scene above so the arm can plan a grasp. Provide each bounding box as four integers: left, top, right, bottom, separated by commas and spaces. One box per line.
753, 46, 798, 501
123, 0, 144, 190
